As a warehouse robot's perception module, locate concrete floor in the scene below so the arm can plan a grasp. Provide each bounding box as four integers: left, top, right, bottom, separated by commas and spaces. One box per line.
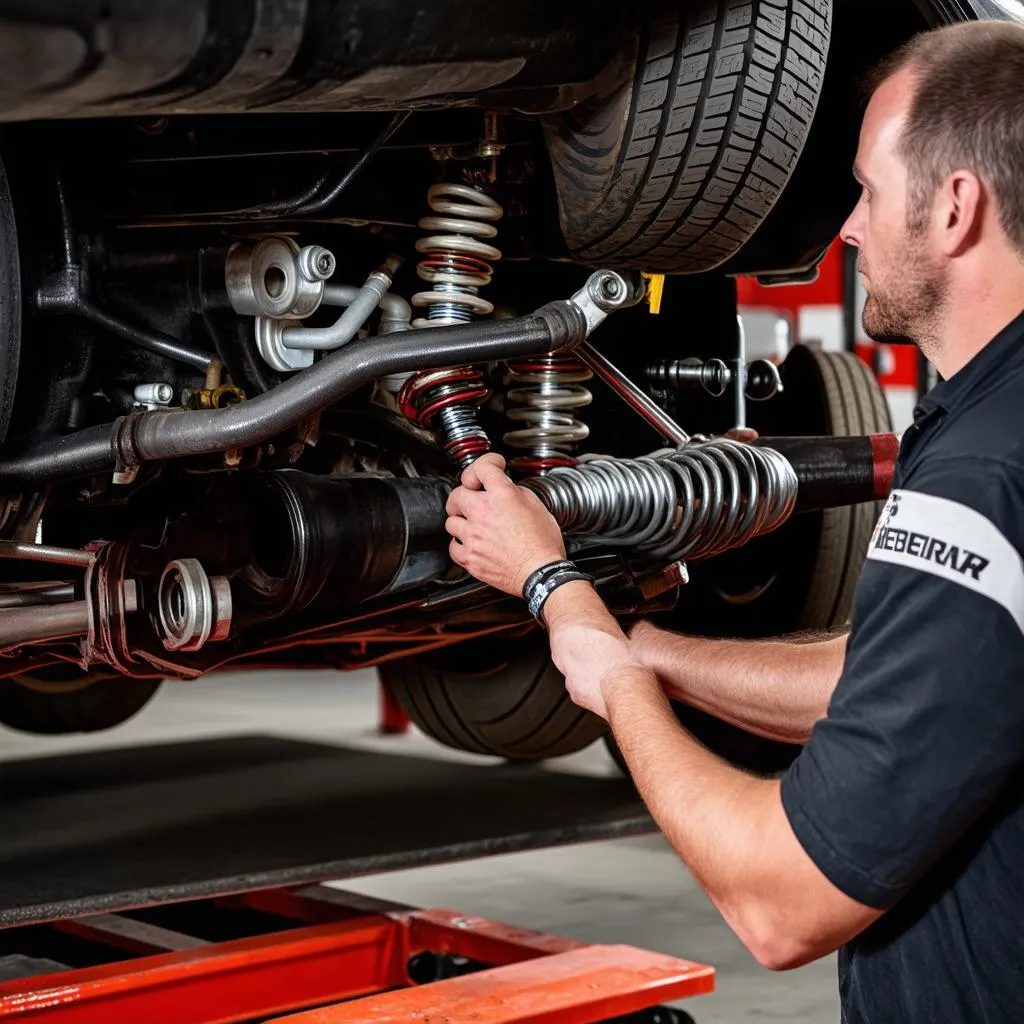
1, 669, 839, 1022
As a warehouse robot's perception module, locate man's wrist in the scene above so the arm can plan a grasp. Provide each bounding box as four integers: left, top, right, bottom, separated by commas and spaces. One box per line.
603, 662, 663, 708
518, 552, 570, 595
542, 578, 611, 634
523, 559, 593, 625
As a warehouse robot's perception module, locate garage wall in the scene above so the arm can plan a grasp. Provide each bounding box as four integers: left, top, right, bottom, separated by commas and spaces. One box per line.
736, 239, 919, 432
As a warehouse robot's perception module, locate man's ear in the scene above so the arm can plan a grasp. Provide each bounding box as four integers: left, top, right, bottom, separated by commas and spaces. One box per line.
937, 169, 983, 257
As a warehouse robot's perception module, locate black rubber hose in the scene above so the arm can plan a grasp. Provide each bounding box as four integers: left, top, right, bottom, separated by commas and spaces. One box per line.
0, 301, 586, 488
78, 299, 214, 371
0, 424, 117, 488
291, 113, 410, 217
755, 435, 899, 511
224, 112, 410, 220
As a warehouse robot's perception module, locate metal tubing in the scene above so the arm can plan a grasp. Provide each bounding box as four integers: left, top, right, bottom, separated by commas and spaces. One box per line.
134, 307, 582, 460
318, 285, 412, 334
733, 314, 747, 430
578, 342, 690, 446
283, 272, 392, 351
0, 584, 76, 608
292, 113, 411, 216
0, 301, 587, 486
0, 540, 95, 567
0, 601, 89, 645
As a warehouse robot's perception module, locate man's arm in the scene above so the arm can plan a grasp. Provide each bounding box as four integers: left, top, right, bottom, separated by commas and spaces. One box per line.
628, 623, 846, 744
446, 455, 882, 970
540, 581, 882, 970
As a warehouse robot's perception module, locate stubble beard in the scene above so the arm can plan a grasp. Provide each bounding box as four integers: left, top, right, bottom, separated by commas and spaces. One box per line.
860, 229, 947, 362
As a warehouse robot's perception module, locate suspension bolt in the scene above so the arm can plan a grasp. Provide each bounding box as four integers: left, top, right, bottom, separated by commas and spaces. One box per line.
158, 558, 233, 652
298, 244, 336, 282
133, 382, 175, 408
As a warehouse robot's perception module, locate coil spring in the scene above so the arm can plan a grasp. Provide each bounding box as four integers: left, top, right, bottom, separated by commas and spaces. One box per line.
412, 183, 503, 327
523, 439, 799, 563
398, 367, 492, 469
401, 183, 503, 469
503, 355, 593, 474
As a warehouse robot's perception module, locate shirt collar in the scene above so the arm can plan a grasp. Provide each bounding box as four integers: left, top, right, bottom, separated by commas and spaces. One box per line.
916, 308, 1024, 420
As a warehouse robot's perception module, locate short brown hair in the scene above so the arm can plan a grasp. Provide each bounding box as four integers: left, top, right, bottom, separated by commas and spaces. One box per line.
870, 21, 1024, 254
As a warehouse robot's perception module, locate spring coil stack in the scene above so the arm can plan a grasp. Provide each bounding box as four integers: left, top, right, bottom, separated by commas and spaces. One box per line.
503, 355, 594, 474
522, 439, 799, 562
400, 183, 503, 470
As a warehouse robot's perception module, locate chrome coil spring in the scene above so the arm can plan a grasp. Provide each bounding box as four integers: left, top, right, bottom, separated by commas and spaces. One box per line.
503, 355, 593, 474
403, 183, 503, 468
412, 183, 503, 327
398, 367, 493, 469
523, 439, 799, 563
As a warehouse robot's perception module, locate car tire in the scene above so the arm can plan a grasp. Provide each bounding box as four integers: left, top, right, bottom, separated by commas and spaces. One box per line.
787, 345, 893, 628
0, 671, 161, 735
665, 345, 892, 774
379, 634, 605, 761
544, 0, 832, 273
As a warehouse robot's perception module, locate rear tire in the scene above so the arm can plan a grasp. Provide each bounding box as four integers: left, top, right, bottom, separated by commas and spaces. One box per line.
545, 0, 832, 273
670, 345, 891, 774
380, 635, 605, 761
0, 670, 161, 735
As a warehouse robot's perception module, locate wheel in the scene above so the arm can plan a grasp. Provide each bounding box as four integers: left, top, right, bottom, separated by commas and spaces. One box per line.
379, 634, 605, 761
0, 668, 161, 735
669, 345, 891, 773
679, 344, 892, 638
545, 0, 832, 273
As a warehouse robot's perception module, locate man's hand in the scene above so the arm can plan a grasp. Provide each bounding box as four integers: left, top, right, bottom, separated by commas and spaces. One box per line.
548, 614, 647, 721
445, 452, 567, 596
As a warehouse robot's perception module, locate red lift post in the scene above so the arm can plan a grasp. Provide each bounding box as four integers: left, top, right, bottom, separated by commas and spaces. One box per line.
0, 885, 714, 1024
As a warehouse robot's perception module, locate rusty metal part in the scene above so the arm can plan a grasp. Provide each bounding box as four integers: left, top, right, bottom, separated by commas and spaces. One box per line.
0, 540, 95, 568
0, 602, 90, 647
0, 582, 75, 609
83, 543, 142, 674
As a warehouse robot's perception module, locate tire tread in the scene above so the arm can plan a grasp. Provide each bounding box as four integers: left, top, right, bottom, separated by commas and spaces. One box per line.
547, 0, 832, 273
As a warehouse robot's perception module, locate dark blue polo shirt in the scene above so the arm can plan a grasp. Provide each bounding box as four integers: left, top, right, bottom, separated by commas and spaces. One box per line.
781, 310, 1024, 1023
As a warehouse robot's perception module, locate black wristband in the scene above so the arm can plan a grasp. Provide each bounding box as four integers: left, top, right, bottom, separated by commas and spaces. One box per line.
526, 566, 594, 625
522, 560, 576, 602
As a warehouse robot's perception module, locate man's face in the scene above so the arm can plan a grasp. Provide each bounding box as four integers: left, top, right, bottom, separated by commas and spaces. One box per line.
840, 68, 948, 350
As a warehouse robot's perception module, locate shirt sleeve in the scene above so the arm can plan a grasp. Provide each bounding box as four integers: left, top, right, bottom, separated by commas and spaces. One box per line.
780, 455, 1024, 910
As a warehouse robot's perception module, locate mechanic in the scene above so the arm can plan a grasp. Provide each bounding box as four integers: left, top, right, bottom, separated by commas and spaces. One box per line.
444, 20, 1024, 1023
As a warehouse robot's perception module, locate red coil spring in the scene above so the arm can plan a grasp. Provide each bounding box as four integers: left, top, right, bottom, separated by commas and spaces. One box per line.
398, 367, 493, 467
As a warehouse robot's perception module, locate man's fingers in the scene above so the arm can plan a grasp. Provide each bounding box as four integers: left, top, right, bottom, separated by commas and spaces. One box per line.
445, 515, 468, 542
725, 427, 759, 443
449, 537, 469, 567
460, 452, 507, 491
445, 486, 485, 518
464, 456, 513, 493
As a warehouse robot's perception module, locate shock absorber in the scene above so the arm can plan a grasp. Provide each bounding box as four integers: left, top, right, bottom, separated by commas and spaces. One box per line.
402, 183, 503, 470
398, 366, 493, 468
503, 355, 594, 474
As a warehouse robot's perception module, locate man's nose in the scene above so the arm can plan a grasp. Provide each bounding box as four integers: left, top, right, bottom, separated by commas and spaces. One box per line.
840, 205, 862, 249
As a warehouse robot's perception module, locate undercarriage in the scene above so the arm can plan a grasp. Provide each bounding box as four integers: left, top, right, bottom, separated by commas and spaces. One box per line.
0, 0, 937, 752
